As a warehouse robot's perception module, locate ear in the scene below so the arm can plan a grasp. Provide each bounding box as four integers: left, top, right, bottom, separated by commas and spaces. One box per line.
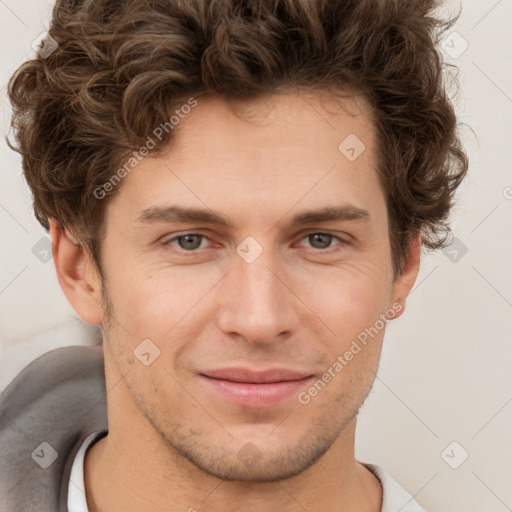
49, 218, 103, 325
388, 234, 421, 320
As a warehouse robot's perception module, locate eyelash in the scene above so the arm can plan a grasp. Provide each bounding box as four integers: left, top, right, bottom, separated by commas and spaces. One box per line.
162, 232, 348, 253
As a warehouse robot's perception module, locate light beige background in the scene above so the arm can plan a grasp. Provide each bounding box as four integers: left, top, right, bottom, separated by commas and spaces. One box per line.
1, 1, 511, 510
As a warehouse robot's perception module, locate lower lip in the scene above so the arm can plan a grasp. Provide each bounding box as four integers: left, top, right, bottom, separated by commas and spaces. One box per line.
200, 375, 314, 408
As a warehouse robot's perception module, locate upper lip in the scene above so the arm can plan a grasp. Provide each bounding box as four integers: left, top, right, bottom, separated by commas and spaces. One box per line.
200, 368, 313, 383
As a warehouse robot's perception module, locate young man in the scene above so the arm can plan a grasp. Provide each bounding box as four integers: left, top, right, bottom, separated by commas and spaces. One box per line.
1, 0, 468, 510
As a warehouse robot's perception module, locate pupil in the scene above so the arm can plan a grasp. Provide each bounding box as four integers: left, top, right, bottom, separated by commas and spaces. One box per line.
310, 233, 331, 249
179, 235, 201, 250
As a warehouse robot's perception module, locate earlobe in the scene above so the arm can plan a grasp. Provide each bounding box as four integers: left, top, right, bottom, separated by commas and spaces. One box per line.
389, 234, 422, 319
49, 218, 103, 325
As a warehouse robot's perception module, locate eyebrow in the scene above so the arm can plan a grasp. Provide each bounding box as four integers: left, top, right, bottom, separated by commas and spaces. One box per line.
135, 204, 370, 228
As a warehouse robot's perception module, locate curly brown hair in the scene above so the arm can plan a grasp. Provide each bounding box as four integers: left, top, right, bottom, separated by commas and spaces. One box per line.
7, 0, 468, 277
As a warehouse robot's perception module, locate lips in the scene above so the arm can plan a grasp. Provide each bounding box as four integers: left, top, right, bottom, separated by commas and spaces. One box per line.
200, 367, 312, 383
198, 367, 314, 407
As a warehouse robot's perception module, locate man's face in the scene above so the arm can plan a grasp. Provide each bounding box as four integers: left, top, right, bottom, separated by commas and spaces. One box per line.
98, 92, 405, 481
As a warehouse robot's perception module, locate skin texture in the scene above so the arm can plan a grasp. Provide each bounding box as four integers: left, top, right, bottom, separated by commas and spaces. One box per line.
51, 91, 421, 512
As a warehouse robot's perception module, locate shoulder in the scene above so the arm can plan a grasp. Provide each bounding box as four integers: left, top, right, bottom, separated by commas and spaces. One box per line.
0, 345, 108, 512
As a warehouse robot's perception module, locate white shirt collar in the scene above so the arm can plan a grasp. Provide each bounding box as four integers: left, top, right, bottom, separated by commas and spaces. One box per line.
67, 429, 107, 512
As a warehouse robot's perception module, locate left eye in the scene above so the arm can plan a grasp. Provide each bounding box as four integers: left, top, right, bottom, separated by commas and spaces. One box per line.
297, 233, 342, 250
167, 234, 207, 251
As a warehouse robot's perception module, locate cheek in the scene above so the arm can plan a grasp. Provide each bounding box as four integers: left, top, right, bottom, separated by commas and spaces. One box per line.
105, 264, 226, 363
292, 262, 392, 338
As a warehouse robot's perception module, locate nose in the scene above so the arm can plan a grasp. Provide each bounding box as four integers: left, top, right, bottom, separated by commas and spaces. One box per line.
217, 249, 300, 345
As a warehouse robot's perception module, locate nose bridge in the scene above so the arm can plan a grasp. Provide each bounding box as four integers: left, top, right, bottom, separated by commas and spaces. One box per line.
217, 247, 297, 344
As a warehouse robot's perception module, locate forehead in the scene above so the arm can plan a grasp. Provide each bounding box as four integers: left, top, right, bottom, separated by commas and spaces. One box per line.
170, 91, 375, 164
106, 91, 384, 228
